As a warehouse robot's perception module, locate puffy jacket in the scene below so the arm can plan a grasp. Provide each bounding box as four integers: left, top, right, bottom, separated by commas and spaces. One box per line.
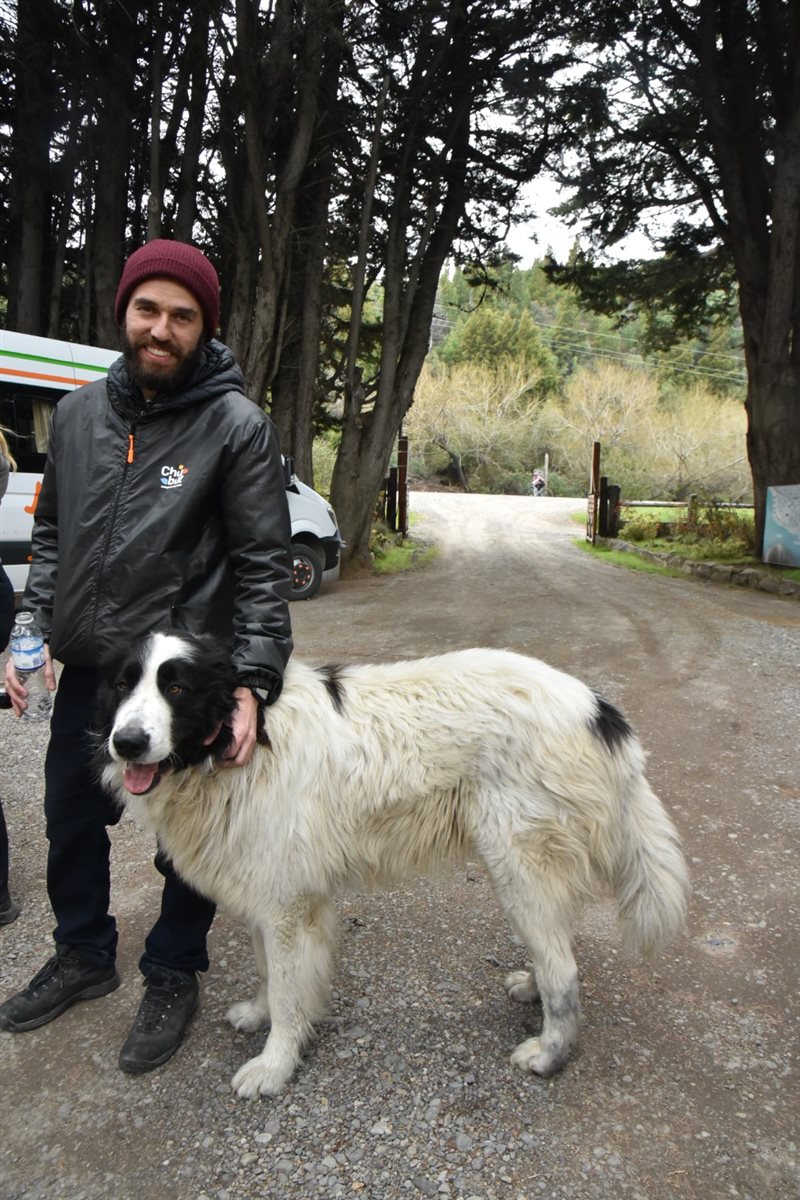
24, 340, 293, 699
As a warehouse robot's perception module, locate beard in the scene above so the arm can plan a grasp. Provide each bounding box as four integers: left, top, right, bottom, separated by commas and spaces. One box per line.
120, 327, 205, 396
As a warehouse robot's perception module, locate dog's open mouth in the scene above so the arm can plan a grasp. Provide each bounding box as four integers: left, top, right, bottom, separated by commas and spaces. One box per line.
123, 762, 163, 795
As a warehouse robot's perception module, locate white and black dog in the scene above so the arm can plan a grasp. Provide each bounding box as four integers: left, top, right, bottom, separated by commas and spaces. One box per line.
97, 631, 689, 1099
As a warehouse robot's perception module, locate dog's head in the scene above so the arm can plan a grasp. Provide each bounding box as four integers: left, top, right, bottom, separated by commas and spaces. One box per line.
96, 631, 239, 795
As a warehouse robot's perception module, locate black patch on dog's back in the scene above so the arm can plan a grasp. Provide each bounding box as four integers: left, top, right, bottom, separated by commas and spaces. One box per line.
590, 692, 633, 752
316, 664, 345, 714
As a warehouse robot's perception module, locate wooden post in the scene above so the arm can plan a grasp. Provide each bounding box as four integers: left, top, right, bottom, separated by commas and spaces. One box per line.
587, 442, 601, 543
397, 434, 409, 537
598, 476, 609, 536
386, 467, 398, 530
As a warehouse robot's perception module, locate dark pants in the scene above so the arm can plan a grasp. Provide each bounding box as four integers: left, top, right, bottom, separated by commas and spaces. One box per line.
44, 665, 216, 975
1, 563, 15, 896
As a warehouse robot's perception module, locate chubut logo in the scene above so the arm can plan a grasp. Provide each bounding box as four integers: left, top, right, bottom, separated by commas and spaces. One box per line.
160, 464, 189, 490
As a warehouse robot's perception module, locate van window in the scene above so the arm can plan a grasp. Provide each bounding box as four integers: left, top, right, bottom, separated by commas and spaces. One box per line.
0, 386, 59, 472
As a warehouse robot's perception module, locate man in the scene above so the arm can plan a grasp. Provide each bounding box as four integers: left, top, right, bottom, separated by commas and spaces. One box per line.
0, 239, 293, 1073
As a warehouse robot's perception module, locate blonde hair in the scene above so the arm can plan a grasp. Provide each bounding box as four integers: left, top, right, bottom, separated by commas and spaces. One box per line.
0, 426, 16, 471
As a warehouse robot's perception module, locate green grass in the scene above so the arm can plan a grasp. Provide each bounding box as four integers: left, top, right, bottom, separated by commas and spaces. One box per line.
371, 514, 438, 575
572, 505, 800, 582
575, 539, 687, 577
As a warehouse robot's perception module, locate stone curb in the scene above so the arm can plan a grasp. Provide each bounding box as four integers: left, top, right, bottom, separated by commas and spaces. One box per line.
598, 538, 800, 601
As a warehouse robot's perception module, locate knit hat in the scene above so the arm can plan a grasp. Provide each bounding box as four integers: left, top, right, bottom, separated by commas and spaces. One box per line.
114, 239, 220, 340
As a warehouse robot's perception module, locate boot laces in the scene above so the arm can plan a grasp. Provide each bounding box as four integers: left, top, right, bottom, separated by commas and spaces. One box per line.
136, 979, 186, 1033
27, 955, 62, 995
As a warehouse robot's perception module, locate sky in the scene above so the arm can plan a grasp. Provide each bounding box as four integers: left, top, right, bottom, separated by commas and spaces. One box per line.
504, 175, 656, 267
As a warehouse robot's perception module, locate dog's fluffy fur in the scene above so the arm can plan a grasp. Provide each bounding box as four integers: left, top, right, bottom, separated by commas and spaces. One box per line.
97, 631, 689, 1098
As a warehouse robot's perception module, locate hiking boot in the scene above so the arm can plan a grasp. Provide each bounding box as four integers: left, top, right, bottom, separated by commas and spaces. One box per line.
0, 889, 20, 926
118, 966, 199, 1074
0, 944, 120, 1031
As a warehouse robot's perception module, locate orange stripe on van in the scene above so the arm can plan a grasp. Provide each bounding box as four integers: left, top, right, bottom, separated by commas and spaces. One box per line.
0, 366, 87, 387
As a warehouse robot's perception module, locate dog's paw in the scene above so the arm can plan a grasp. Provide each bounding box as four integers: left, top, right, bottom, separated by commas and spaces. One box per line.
504, 969, 539, 1003
231, 1054, 293, 1099
225, 1000, 269, 1032
510, 1036, 562, 1078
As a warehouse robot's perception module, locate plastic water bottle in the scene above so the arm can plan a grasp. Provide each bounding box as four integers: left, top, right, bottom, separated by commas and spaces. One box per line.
9, 611, 53, 722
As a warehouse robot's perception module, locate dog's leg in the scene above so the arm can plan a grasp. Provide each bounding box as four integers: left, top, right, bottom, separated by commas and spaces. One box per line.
226, 926, 271, 1032
231, 897, 336, 1099
489, 856, 580, 1078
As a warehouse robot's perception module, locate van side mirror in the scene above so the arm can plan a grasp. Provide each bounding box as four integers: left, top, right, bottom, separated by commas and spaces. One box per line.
283, 455, 295, 487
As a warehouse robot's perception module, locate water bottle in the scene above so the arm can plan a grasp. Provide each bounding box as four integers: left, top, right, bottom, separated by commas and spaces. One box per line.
9, 611, 53, 722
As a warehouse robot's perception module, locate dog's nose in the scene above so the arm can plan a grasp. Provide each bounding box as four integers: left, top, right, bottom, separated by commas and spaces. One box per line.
113, 723, 151, 760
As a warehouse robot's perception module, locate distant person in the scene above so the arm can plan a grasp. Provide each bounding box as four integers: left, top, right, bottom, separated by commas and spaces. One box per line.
0, 427, 19, 925
0, 239, 293, 1072
531, 469, 546, 497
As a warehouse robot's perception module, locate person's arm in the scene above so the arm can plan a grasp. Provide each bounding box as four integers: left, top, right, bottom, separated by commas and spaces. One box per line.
219, 410, 293, 766
6, 417, 61, 715
23, 412, 61, 641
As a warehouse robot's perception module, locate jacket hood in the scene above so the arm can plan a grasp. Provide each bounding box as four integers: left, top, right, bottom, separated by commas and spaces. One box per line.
107, 339, 246, 424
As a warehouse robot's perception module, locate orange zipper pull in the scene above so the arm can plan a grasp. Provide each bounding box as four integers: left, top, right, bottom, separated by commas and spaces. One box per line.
127, 433, 135, 464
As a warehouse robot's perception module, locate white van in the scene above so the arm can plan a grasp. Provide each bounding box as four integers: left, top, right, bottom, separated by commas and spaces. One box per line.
0, 330, 341, 601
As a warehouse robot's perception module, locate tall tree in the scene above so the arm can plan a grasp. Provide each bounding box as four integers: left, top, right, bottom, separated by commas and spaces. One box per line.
328, 0, 571, 560
551, 0, 800, 553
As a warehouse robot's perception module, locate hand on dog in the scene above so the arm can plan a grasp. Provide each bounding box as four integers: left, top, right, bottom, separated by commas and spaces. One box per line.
221, 686, 259, 768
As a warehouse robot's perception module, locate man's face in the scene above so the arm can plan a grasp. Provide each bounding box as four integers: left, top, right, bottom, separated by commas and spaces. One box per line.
121, 278, 205, 396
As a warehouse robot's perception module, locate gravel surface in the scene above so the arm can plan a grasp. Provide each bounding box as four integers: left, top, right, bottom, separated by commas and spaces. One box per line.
1, 493, 798, 1200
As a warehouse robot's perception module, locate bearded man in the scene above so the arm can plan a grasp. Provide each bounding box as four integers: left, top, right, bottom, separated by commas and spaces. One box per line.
0, 240, 293, 1073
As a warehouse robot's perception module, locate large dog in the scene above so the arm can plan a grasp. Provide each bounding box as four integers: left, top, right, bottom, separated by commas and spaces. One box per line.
97, 631, 689, 1099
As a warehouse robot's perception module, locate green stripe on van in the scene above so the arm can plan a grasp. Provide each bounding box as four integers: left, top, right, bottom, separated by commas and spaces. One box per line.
0, 348, 112, 374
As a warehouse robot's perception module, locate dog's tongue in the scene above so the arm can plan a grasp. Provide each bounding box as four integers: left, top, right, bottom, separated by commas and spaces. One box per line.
123, 762, 160, 795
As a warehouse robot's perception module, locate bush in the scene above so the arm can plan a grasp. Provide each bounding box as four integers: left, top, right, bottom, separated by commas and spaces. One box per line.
677, 499, 756, 555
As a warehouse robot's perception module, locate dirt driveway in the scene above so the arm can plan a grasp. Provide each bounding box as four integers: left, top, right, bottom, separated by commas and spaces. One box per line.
1, 492, 798, 1200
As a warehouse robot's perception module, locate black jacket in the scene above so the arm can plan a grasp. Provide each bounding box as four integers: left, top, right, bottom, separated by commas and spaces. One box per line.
24, 340, 293, 699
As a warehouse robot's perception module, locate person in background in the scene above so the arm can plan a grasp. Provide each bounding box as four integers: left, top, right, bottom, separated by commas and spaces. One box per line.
0, 240, 293, 1071
0, 428, 20, 924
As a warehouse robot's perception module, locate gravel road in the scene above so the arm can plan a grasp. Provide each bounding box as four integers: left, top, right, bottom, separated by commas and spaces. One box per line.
1, 492, 798, 1200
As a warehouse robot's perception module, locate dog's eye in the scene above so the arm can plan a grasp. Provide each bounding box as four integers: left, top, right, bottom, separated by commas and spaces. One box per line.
116, 680, 129, 693
167, 684, 184, 696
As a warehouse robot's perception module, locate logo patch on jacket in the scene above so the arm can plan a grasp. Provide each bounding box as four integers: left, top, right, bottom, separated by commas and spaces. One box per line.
161, 464, 189, 490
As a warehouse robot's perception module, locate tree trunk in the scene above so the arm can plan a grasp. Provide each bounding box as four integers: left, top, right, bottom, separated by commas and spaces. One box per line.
270, 1, 344, 479
91, 2, 142, 345
696, 0, 800, 554
7, 0, 61, 333
331, 6, 473, 561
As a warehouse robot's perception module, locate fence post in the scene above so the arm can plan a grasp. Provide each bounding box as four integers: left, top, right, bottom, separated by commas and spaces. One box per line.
598, 476, 609, 536
607, 484, 621, 536
386, 467, 398, 530
587, 442, 601, 543
397, 434, 409, 536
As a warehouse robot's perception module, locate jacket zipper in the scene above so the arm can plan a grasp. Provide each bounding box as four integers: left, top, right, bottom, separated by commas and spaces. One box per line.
88, 424, 137, 638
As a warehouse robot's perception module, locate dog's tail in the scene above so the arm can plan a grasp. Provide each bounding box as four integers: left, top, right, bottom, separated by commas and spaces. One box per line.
607, 756, 689, 957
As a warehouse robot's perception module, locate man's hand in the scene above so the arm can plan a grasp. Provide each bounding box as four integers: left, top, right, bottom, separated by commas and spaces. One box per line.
221, 686, 260, 768
4, 645, 57, 718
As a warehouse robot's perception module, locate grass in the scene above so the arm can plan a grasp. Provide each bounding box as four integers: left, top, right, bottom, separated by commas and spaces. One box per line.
370, 513, 439, 576
573, 504, 800, 582
575, 540, 688, 577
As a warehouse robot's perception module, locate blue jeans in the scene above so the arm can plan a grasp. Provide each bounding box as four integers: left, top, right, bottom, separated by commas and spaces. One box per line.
1, 564, 15, 894
44, 665, 216, 974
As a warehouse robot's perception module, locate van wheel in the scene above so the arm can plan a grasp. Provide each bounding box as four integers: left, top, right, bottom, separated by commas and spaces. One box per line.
290, 541, 324, 600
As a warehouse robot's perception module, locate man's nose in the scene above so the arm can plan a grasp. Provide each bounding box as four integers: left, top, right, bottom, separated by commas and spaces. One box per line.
151, 312, 170, 340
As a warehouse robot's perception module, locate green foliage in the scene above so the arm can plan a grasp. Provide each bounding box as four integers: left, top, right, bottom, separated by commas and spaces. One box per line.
675, 500, 756, 558
415, 256, 751, 499
311, 431, 340, 499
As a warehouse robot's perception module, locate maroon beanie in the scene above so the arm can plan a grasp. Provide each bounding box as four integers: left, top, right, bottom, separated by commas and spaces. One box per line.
114, 239, 220, 340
